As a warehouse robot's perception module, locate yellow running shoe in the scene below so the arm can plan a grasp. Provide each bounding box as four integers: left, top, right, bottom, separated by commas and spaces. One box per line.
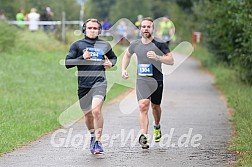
154, 126, 162, 142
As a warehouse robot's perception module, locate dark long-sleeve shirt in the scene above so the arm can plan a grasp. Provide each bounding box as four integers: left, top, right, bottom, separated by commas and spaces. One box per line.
65, 36, 117, 88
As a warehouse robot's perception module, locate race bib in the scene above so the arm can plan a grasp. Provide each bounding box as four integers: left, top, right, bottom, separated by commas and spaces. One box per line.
138, 64, 153, 76
85, 48, 104, 61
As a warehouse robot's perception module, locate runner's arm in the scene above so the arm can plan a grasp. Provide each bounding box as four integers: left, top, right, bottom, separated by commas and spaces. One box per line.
147, 51, 174, 65
65, 43, 83, 69
105, 48, 117, 67
121, 49, 132, 79
157, 52, 174, 65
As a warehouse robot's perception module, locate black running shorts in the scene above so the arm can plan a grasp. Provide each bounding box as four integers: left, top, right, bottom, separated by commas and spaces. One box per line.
78, 86, 106, 111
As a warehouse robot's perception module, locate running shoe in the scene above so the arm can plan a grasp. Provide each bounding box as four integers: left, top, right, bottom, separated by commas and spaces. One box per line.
89, 136, 96, 154
154, 125, 162, 142
139, 134, 149, 149
93, 141, 104, 154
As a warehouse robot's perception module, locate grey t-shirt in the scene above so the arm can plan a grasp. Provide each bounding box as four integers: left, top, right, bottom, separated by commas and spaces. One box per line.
128, 38, 170, 81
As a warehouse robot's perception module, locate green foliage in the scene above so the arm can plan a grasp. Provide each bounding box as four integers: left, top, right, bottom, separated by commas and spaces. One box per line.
0, 29, 74, 154
82, 0, 195, 42
109, 0, 153, 23
193, 0, 252, 84
165, 2, 195, 42
151, 0, 171, 18
233, 1, 252, 84
0, 22, 18, 52
84, 0, 196, 24
84, 0, 116, 21
0, 27, 127, 154
0, 0, 80, 20
192, 45, 217, 68
174, 0, 194, 13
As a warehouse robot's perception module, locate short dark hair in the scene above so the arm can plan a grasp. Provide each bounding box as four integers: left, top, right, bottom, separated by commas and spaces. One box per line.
85, 18, 102, 28
82, 18, 102, 34
140, 17, 154, 28
141, 17, 153, 23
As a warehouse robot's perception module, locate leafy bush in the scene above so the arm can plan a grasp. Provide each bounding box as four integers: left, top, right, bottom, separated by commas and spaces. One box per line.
234, 3, 252, 84
193, 0, 252, 84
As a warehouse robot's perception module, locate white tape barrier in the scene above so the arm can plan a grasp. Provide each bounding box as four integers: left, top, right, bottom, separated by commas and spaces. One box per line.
8, 20, 82, 25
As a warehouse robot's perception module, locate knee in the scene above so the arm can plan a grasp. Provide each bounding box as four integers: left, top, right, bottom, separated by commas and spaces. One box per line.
139, 101, 149, 113
85, 111, 93, 120
151, 104, 160, 111
92, 108, 101, 118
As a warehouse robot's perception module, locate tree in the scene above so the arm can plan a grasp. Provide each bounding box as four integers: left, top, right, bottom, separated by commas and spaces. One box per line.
109, 0, 153, 23
84, 0, 116, 21
151, 0, 171, 18
174, 0, 193, 13
193, 0, 252, 84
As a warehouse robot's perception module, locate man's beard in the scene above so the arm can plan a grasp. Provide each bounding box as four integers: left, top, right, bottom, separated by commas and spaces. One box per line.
142, 31, 152, 38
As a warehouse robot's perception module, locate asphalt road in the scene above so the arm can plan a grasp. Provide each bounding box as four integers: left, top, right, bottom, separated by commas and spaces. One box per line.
0, 54, 236, 167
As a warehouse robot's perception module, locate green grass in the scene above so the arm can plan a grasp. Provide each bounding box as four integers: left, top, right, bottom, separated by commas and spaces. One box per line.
0, 28, 130, 155
193, 45, 252, 166
0, 29, 75, 154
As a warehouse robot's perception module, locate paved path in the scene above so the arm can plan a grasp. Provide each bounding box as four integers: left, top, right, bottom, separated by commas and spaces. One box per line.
0, 55, 236, 167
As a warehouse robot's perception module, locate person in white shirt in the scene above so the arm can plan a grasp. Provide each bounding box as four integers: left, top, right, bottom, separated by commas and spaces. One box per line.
27, 8, 40, 32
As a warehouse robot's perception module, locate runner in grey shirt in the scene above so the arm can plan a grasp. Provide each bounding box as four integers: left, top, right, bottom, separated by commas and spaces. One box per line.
122, 17, 174, 149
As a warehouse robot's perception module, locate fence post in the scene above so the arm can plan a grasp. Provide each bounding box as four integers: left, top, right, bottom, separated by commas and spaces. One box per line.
61, 11, 66, 43
192, 32, 202, 48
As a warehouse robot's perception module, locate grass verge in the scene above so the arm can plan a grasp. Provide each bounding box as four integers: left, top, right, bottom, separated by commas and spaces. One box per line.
0, 28, 130, 155
193, 45, 252, 166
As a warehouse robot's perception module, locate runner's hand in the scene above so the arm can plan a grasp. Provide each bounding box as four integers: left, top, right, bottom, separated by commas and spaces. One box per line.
147, 51, 157, 60
122, 69, 128, 79
83, 50, 91, 59
103, 56, 112, 69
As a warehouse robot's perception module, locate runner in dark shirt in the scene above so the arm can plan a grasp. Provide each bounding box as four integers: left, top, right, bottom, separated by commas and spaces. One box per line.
65, 18, 117, 155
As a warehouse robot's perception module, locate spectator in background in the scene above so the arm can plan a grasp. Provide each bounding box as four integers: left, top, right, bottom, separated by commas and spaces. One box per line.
116, 20, 127, 45
157, 16, 176, 46
0, 9, 7, 21
40, 7, 54, 32
135, 14, 143, 29
101, 18, 112, 36
27, 8, 40, 32
134, 14, 143, 38
16, 9, 25, 28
